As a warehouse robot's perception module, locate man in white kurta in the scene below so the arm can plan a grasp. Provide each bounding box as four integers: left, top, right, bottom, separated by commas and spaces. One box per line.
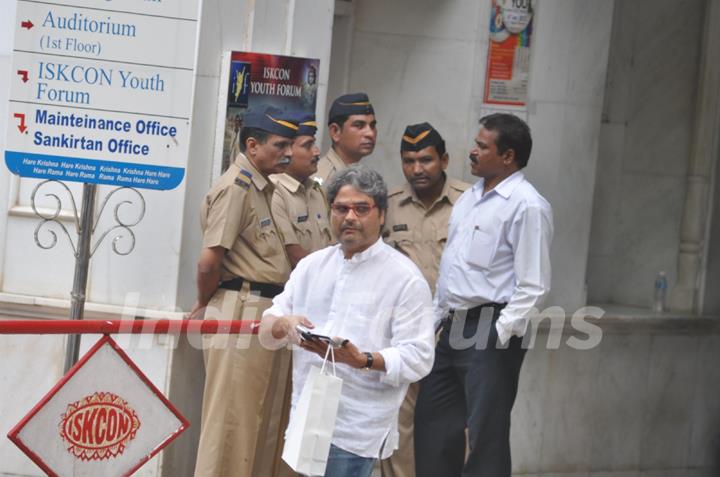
261, 165, 435, 477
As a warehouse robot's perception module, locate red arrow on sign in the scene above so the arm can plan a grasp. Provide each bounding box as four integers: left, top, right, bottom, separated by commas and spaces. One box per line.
21, 20, 34, 30
14, 113, 27, 133
17, 70, 29, 83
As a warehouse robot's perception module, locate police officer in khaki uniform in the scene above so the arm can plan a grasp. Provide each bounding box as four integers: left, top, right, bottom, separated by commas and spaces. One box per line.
381, 122, 469, 477
315, 92, 377, 186
191, 106, 298, 477
268, 113, 331, 477
271, 112, 332, 267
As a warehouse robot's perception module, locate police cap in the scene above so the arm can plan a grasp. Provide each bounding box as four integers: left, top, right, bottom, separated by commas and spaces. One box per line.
243, 106, 299, 138
328, 93, 375, 124
400, 122, 444, 153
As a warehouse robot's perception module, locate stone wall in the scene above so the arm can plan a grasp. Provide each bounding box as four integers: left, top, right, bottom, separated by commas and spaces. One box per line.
587, 0, 706, 307
510, 310, 720, 477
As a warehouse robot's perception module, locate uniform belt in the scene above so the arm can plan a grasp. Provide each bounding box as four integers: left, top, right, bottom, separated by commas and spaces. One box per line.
219, 277, 284, 299
446, 302, 507, 320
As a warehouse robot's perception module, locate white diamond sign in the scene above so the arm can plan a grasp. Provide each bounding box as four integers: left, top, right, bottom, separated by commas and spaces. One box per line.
8, 335, 189, 477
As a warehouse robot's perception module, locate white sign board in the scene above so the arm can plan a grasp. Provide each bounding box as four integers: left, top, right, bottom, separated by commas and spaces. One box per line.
4, 0, 201, 190
8, 336, 189, 477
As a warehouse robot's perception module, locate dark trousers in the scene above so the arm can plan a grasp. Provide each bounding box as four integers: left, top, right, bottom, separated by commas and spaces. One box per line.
414, 307, 526, 477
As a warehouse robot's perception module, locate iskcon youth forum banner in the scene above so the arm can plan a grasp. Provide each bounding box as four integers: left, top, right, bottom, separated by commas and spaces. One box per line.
221, 52, 319, 171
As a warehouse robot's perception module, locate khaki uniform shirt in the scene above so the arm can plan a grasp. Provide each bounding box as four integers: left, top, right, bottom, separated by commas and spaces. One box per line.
314, 148, 348, 186
200, 153, 290, 285
271, 173, 333, 253
384, 177, 469, 291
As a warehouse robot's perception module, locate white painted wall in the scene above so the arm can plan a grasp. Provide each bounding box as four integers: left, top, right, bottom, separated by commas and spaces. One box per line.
341, 0, 484, 186
339, 0, 615, 311
587, 0, 705, 307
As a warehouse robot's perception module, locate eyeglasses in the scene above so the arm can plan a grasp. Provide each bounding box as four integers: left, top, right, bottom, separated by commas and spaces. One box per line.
330, 203, 377, 217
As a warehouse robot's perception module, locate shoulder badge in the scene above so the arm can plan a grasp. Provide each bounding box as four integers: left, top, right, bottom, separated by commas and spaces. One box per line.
234, 175, 251, 189
393, 224, 408, 232
297, 214, 309, 223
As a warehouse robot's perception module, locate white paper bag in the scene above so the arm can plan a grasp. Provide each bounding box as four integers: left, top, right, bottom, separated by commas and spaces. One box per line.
282, 346, 343, 476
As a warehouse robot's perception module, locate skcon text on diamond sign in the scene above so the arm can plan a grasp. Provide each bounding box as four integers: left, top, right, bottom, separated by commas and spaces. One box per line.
5, 0, 201, 190
8, 336, 189, 477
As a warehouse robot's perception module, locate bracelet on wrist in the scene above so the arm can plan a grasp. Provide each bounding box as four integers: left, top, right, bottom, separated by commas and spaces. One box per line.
362, 351, 373, 370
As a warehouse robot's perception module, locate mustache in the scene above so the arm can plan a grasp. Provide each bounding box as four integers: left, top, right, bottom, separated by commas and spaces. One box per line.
469, 154, 478, 164
278, 156, 291, 165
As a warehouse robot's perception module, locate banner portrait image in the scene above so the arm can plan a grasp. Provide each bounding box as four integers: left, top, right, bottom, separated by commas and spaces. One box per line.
222, 52, 320, 172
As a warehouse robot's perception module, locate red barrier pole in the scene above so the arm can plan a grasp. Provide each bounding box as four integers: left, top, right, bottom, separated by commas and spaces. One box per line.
0, 319, 259, 335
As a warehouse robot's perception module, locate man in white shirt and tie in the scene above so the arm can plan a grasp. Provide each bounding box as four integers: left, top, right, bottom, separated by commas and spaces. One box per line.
260, 165, 436, 477
414, 113, 553, 477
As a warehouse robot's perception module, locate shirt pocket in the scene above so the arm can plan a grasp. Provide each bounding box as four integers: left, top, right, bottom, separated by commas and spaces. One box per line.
465, 225, 497, 269
388, 230, 414, 249
294, 219, 313, 241
436, 227, 448, 248
317, 216, 332, 243
254, 218, 281, 255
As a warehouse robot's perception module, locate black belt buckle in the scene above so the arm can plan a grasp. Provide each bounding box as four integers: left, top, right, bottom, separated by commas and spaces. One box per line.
250, 282, 284, 299
219, 277, 244, 291
219, 278, 284, 299
450, 303, 507, 321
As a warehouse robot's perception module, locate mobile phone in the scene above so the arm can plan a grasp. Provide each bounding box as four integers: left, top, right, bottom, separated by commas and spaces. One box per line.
296, 325, 334, 345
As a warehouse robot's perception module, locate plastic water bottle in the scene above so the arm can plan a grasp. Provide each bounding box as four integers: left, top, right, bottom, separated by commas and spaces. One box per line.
653, 271, 667, 313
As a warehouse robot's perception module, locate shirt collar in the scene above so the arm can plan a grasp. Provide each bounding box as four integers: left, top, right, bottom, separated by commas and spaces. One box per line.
338, 236, 384, 263
276, 172, 302, 193
400, 174, 454, 207
235, 152, 270, 191
327, 147, 349, 170
472, 170, 524, 200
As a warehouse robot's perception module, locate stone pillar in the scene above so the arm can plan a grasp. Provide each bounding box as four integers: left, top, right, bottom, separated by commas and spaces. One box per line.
522, 0, 615, 311
670, 0, 720, 313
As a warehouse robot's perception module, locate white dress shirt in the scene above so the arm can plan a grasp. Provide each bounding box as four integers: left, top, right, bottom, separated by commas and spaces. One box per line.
263, 238, 435, 459
435, 170, 553, 345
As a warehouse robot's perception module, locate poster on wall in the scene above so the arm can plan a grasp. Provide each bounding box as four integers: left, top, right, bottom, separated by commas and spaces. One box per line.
483, 0, 534, 107
221, 52, 320, 172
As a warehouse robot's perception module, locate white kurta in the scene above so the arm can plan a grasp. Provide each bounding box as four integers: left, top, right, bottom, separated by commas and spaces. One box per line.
264, 238, 435, 459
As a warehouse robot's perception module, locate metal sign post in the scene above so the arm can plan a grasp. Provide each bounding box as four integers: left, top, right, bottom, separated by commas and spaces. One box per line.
65, 183, 95, 372
30, 180, 147, 373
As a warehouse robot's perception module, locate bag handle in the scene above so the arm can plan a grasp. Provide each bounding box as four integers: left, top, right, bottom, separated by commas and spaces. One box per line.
320, 343, 337, 377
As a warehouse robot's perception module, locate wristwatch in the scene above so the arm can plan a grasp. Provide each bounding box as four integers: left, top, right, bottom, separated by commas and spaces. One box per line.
362, 352, 373, 370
